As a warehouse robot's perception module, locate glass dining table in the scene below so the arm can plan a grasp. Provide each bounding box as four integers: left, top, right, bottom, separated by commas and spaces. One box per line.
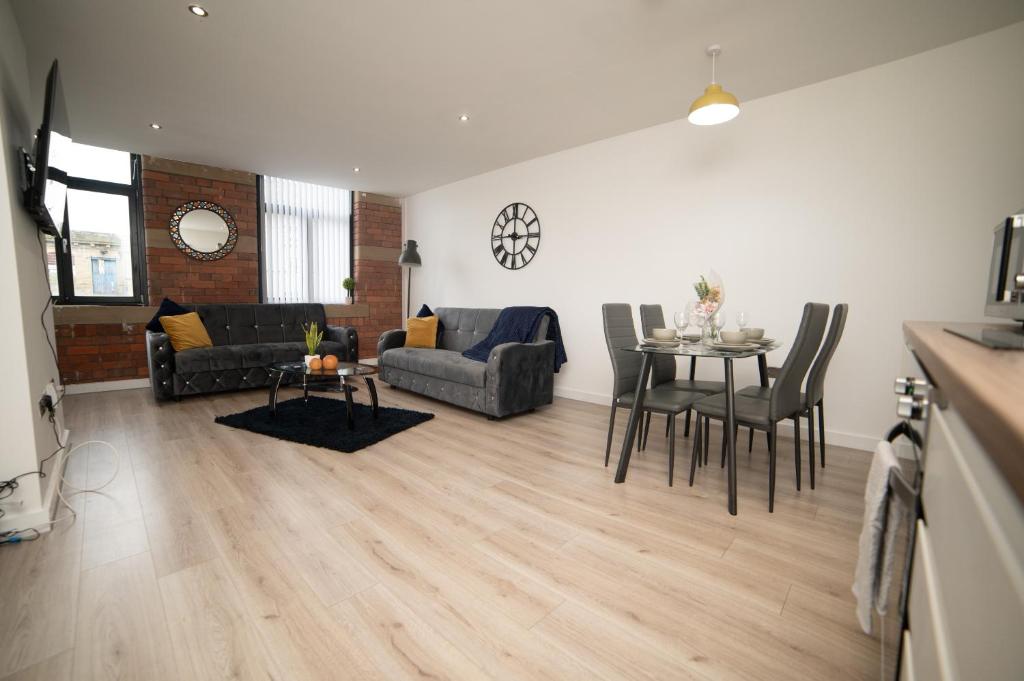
612, 339, 781, 515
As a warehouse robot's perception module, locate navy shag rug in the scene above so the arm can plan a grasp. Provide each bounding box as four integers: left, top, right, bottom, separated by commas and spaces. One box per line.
214, 396, 434, 453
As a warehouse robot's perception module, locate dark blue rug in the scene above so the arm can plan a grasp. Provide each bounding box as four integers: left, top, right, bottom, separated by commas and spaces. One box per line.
214, 396, 434, 453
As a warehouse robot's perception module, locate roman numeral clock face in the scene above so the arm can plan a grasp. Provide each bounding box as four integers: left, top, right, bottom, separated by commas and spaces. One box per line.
491, 202, 540, 270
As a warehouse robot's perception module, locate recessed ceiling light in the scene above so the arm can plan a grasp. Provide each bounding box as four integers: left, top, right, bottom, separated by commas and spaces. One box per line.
458, 114, 470, 122
149, 122, 162, 130
188, 5, 209, 17
353, 167, 360, 173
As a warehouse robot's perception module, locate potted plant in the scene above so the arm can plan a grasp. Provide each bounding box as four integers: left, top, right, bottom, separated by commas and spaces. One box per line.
302, 322, 323, 367
342, 277, 355, 304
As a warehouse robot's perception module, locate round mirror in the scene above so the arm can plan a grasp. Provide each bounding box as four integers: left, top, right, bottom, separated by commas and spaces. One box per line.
169, 201, 238, 261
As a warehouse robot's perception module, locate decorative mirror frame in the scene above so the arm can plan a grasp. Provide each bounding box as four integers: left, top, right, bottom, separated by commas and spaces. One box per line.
169, 200, 238, 261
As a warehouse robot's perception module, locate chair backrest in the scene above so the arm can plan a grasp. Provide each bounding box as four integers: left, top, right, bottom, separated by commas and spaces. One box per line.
769, 303, 829, 420
602, 304, 642, 399
191, 303, 326, 346
639, 304, 677, 387
805, 303, 849, 406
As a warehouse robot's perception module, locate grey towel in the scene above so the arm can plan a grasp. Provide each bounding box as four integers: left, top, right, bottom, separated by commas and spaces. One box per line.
852, 441, 905, 635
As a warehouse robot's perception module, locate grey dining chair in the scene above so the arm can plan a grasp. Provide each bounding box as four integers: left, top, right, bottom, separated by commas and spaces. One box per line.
602, 304, 704, 486
739, 303, 848, 478
689, 302, 829, 512
638, 304, 726, 446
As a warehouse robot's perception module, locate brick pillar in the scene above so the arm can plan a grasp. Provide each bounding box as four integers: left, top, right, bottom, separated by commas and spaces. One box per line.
349, 192, 402, 358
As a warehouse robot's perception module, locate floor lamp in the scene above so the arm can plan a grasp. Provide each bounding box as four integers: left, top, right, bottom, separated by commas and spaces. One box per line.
398, 240, 421, 321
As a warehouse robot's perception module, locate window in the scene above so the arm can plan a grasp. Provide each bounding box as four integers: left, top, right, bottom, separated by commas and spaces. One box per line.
260, 176, 351, 304
46, 142, 145, 303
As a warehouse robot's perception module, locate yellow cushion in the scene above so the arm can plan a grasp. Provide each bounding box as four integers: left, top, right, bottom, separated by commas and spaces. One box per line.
404, 316, 438, 349
160, 312, 214, 352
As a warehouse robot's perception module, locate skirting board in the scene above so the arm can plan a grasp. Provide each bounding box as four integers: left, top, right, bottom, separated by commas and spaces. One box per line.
553, 385, 881, 454
0, 428, 70, 535
64, 378, 150, 395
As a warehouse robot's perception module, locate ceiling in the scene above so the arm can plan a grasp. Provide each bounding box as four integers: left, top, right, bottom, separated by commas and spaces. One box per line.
11, 0, 1024, 197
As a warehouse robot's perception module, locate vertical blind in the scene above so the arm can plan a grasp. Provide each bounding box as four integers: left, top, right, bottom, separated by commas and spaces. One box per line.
261, 176, 351, 304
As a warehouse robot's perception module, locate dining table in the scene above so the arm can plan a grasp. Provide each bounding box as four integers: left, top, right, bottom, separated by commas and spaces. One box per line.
612, 338, 781, 515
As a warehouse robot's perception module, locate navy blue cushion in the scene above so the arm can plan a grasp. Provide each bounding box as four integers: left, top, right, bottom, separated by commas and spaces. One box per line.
146, 298, 191, 333
417, 304, 445, 344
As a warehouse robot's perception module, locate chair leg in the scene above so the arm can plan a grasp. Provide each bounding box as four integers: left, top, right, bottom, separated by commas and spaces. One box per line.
768, 424, 778, 513
665, 414, 670, 438
793, 416, 802, 492
807, 408, 816, 489
683, 408, 692, 437
748, 427, 754, 453
641, 411, 652, 451
818, 399, 826, 468
604, 403, 618, 467
668, 415, 676, 486
689, 416, 700, 485
703, 418, 710, 465
720, 423, 727, 468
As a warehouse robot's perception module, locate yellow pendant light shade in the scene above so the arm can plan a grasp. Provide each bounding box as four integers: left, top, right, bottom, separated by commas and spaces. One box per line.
688, 45, 740, 126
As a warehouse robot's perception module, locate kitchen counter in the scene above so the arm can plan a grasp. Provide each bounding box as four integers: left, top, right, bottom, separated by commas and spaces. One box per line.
904, 321, 1024, 503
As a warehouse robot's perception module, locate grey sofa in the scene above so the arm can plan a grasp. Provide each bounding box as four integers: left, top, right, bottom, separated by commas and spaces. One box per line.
146, 303, 357, 401
377, 307, 554, 418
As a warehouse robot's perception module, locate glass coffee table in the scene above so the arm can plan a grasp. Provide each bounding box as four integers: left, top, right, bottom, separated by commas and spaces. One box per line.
268, 362, 379, 429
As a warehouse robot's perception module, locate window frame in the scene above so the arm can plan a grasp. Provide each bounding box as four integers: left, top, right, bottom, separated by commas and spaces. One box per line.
51, 152, 147, 305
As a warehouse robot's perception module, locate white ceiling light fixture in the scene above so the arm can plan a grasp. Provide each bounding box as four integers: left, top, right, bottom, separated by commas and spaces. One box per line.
188, 5, 209, 17
688, 44, 740, 126
149, 122, 162, 130
458, 114, 470, 122
353, 167, 360, 173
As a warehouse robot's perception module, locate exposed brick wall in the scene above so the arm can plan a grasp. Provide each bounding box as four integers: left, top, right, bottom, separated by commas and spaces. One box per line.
347, 194, 403, 358
56, 323, 149, 383
142, 163, 259, 303
54, 173, 403, 382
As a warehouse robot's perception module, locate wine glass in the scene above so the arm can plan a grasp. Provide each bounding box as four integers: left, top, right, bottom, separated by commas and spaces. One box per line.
736, 312, 748, 331
673, 311, 689, 339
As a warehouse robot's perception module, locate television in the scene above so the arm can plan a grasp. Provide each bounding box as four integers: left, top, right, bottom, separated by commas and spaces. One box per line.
22, 60, 70, 238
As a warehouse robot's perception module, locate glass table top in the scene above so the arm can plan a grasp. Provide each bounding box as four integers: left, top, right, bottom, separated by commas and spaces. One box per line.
272, 361, 378, 377
626, 340, 781, 359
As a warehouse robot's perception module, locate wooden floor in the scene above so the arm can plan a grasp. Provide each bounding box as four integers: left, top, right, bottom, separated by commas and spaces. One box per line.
0, 385, 879, 681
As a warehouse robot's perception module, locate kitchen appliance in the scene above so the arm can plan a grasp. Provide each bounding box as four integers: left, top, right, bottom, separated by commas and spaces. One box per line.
946, 210, 1024, 349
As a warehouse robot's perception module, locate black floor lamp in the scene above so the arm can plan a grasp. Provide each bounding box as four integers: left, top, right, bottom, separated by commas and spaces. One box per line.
398, 240, 421, 321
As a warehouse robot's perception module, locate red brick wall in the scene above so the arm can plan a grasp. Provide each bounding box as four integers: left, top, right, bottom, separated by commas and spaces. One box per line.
56, 323, 149, 383
345, 194, 403, 358
54, 170, 403, 382
143, 165, 259, 303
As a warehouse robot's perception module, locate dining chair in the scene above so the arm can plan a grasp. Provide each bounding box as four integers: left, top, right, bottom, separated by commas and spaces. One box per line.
739, 303, 848, 476
689, 302, 829, 512
638, 304, 726, 446
602, 304, 704, 486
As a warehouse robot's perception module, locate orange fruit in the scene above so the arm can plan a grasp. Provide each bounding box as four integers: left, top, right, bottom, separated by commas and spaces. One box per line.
309, 357, 323, 371
322, 354, 339, 370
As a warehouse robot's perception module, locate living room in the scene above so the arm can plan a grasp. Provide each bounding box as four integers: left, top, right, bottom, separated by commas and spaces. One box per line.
1, 1, 1023, 680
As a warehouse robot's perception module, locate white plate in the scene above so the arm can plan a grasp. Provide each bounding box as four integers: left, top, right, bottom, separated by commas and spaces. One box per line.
710, 341, 758, 351
642, 338, 680, 347
750, 338, 776, 345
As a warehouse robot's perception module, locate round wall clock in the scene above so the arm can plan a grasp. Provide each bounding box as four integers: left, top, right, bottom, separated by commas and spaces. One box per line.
491, 202, 540, 270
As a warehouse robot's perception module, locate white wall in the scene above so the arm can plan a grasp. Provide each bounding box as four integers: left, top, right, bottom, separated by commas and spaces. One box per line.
0, 0, 65, 529
404, 22, 1024, 451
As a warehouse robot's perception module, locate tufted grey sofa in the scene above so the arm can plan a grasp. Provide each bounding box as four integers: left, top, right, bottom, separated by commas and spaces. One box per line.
377, 307, 554, 418
146, 303, 357, 401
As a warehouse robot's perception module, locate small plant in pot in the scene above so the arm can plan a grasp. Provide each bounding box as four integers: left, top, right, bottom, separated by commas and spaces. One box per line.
302, 322, 323, 367
342, 277, 355, 304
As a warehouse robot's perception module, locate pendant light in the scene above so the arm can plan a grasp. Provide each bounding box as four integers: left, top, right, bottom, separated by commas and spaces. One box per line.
688, 44, 740, 126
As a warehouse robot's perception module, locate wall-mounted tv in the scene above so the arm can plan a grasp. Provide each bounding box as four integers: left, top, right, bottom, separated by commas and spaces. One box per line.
22, 59, 70, 238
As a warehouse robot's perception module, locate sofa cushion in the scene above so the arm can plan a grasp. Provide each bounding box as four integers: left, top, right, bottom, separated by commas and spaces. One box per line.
176, 340, 351, 374
435, 308, 501, 352
192, 304, 327, 346
161, 312, 214, 352
381, 347, 486, 388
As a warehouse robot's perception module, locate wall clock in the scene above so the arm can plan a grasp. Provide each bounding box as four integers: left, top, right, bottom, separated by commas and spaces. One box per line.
491, 202, 540, 270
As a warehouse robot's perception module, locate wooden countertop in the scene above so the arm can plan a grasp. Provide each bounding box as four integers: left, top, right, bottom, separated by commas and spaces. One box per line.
904, 321, 1024, 502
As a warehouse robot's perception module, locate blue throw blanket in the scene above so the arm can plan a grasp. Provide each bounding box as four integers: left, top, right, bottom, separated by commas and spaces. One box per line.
462, 307, 568, 372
